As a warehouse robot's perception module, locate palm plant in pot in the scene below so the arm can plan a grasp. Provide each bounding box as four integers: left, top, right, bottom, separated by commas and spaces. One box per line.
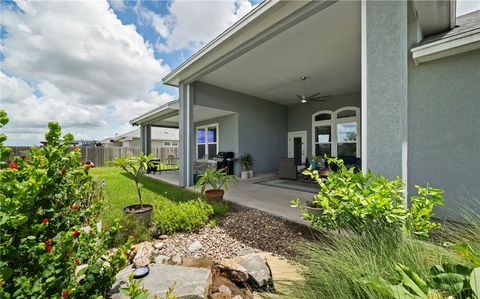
194, 167, 237, 202
108, 152, 154, 225
239, 153, 254, 179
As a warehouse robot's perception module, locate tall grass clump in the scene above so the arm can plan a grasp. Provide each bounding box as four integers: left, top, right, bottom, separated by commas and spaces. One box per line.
290, 229, 460, 298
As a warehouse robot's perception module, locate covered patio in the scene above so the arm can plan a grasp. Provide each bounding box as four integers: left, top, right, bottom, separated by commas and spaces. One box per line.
146, 171, 311, 224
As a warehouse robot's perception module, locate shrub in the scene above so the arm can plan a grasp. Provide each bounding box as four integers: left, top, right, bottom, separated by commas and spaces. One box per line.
113, 215, 151, 247
151, 199, 215, 236
292, 157, 444, 237
0, 113, 129, 298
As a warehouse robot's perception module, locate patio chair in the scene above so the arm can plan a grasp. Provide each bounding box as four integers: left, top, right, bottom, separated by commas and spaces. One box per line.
278, 158, 297, 180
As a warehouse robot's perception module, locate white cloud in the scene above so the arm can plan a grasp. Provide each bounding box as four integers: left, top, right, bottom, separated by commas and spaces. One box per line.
150, 0, 255, 53
1, 1, 170, 105
109, 0, 125, 11
0, 1, 176, 145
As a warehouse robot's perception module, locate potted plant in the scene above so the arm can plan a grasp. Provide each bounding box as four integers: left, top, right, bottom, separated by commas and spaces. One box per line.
310, 155, 320, 170
194, 167, 237, 201
108, 152, 154, 225
239, 153, 254, 179
305, 196, 324, 216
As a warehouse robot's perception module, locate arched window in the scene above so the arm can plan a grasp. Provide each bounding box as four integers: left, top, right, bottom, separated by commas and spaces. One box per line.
312, 107, 360, 158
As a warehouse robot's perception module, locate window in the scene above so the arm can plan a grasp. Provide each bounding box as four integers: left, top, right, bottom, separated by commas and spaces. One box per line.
163, 141, 171, 147
196, 123, 218, 161
172, 142, 178, 147
312, 107, 360, 158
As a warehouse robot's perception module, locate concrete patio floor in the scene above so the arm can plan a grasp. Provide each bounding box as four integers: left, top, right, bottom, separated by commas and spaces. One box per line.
146, 171, 314, 224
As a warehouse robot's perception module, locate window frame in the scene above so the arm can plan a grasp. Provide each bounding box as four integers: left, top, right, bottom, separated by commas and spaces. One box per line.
196, 123, 219, 162
312, 107, 361, 158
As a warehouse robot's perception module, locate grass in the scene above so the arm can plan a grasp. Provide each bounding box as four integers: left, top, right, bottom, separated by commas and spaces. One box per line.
91, 167, 199, 229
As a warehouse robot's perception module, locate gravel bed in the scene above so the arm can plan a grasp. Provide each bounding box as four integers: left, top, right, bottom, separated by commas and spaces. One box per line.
158, 205, 313, 261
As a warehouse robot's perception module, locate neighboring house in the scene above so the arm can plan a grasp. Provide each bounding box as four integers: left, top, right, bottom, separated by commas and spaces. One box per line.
131, 1, 480, 219
101, 127, 179, 148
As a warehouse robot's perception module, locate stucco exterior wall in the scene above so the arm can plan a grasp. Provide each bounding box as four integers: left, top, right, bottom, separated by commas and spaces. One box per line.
194, 113, 240, 175
194, 82, 288, 175
288, 92, 361, 157
408, 48, 480, 218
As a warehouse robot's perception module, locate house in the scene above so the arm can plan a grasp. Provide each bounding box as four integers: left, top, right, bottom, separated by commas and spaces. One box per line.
131, 0, 480, 219
100, 126, 179, 148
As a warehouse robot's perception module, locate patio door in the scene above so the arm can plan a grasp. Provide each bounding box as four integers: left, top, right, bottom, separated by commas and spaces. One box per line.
288, 131, 306, 165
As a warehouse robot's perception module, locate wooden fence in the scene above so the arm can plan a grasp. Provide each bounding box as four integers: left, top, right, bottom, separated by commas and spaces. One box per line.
8, 146, 179, 167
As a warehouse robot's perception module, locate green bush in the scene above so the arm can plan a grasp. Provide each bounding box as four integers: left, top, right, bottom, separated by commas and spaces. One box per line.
292, 157, 444, 237
0, 113, 129, 298
113, 215, 151, 247
151, 199, 215, 236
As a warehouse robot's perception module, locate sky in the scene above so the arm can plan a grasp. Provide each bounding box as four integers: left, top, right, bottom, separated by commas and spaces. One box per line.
1, 0, 479, 146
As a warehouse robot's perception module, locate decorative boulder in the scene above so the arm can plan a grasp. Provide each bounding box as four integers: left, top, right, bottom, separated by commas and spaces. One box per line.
132, 241, 155, 268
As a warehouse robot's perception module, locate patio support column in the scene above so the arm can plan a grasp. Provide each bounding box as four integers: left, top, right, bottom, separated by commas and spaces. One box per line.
361, 0, 408, 187
140, 124, 151, 155
179, 82, 194, 187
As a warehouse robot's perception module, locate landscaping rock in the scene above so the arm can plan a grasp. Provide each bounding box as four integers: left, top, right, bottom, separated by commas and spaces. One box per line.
165, 255, 182, 265
155, 255, 168, 264
132, 241, 155, 268
216, 259, 249, 282
188, 240, 202, 252
181, 256, 213, 269
232, 296, 243, 299
154, 241, 164, 250
110, 263, 212, 299
238, 255, 273, 290
211, 284, 232, 299
158, 235, 168, 240
210, 274, 252, 299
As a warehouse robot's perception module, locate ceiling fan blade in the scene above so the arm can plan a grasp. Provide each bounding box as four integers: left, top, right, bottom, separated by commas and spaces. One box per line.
309, 95, 332, 100
296, 95, 303, 99
308, 92, 322, 98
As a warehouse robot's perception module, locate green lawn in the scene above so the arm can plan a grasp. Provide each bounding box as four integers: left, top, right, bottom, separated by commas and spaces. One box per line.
92, 167, 198, 228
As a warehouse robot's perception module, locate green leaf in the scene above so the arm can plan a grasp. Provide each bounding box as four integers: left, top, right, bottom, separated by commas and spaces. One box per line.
395, 263, 429, 296
470, 267, 480, 296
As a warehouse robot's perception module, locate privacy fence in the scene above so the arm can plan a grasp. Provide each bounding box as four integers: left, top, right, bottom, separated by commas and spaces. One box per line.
9, 146, 179, 167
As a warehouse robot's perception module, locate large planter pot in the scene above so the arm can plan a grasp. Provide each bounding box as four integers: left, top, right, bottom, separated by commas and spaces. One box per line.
123, 204, 153, 226
306, 205, 324, 216
241, 171, 249, 180
204, 189, 225, 202
247, 170, 254, 178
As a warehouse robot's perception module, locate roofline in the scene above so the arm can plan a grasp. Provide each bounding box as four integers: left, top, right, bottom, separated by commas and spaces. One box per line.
411, 27, 480, 64
162, 0, 278, 86
129, 99, 180, 125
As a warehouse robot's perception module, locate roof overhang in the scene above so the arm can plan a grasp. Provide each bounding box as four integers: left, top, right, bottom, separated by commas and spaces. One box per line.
130, 100, 179, 126
412, 0, 456, 37
411, 27, 480, 64
162, 0, 338, 87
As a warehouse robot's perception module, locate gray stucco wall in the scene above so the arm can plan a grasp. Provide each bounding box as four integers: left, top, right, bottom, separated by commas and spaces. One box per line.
194, 113, 240, 175
364, 0, 408, 180
288, 92, 361, 158
194, 82, 288, 175
408, 48, 480, 219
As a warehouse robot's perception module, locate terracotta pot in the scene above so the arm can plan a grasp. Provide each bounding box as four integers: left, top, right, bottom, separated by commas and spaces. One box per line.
123, 204, 153, 226
204, 189, 225, 202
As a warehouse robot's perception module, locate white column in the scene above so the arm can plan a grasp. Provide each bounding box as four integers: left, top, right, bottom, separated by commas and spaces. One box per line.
179, 83, 194, 187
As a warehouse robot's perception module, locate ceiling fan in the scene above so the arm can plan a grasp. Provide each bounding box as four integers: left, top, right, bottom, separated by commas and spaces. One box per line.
296, 76, 332, 104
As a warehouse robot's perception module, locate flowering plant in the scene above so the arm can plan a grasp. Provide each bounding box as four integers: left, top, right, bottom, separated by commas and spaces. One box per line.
0, 110, 130, 298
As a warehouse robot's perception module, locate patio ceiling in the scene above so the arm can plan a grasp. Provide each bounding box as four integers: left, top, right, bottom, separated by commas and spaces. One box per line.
198, 1, 361, 105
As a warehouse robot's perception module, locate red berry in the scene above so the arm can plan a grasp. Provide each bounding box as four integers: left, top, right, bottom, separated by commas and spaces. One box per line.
42, 218, 49, 224
8, 163, 17, 169
63, 289, 69, 298
60, 168, 66, 175
71, 203, 78, 210
45, 239, 51, 246
74, 258, 79, 265
124, 252, 129, 258
46, 245, 53, 252
72, 229, 79, 237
